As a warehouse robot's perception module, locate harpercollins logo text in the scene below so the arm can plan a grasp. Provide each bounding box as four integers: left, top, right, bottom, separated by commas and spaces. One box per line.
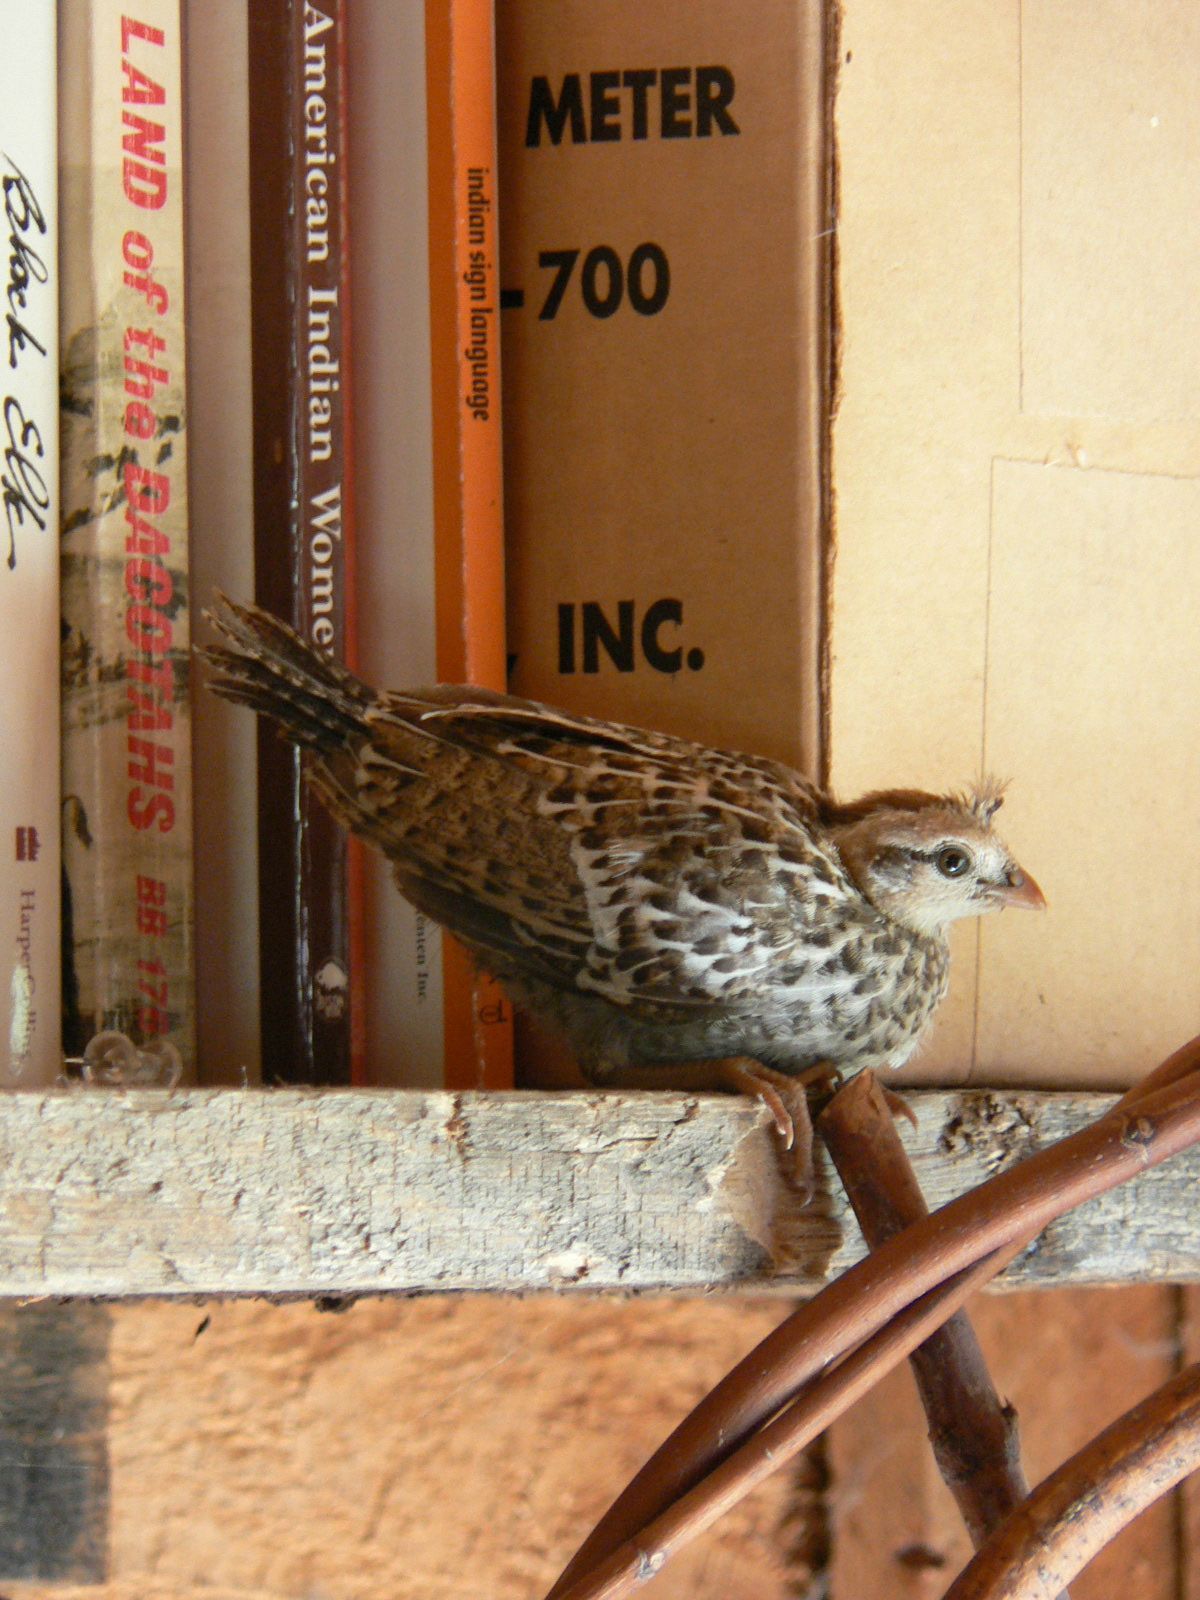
557, 599, 705, 675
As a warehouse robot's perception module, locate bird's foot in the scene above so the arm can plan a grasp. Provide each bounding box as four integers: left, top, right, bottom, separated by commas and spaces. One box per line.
587, 1056, 826, 1200
709, 1059, 797, 1143
706, 1058, 824, 1202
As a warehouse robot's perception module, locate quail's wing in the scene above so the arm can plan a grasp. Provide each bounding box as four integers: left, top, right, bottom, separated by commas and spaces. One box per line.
202, 597, 873, 1011
318, 690, 867, 1014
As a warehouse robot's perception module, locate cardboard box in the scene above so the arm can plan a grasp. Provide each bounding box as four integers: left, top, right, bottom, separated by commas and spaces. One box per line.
497, 0, 829, 767
831, 0, 1200, 1088
496, 0, 831, 1080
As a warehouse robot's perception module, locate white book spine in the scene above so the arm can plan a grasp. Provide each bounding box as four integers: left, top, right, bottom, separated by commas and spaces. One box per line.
0, 5, 62, 1085
348, 1, 446, 1086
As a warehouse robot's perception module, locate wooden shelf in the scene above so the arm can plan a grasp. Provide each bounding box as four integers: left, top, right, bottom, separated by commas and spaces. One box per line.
0, 1087, 1194, 1300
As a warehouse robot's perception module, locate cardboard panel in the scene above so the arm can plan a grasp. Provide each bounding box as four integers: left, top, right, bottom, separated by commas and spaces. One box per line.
1021, 1, 1200, 422
101, 1298, 796, 1599
978, 461, 1200, 1085
833, 0, 1200, 1088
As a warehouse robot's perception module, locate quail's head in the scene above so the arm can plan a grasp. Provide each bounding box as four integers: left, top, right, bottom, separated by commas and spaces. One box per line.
826, 782, 1045, 939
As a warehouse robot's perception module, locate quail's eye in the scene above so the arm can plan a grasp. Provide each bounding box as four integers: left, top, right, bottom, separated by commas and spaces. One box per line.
936, 845, 972, 879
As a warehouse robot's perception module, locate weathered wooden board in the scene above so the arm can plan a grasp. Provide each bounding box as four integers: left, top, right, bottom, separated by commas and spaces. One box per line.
0, 1087, 1195, 1299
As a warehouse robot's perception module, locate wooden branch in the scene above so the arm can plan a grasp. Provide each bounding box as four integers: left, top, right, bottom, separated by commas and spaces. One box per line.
944, 1361, 1200, 1600
0, 1086, 1196, 1299
543, 1056, 1200, 1599
552, 1255, 1015, 1600
817, 1072, 1037, 1551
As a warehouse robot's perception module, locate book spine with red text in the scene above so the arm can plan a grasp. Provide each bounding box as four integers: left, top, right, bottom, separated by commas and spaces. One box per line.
58, 0, 195, 1073
0, 2, 63, 1086
248, 0, 361, 1084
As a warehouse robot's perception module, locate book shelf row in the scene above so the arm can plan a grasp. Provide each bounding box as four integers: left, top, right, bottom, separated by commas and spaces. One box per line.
2, 0, 832, 1094
4, 0, 1195, 1106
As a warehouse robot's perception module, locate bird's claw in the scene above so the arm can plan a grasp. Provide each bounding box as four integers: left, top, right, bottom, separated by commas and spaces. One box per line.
882, 1084, 918, 1128
726, 1062, 819, 1199
754, 1082, 796, 1149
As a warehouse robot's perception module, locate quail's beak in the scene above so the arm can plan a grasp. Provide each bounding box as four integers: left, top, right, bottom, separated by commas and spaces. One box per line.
996, 864, 1047, 911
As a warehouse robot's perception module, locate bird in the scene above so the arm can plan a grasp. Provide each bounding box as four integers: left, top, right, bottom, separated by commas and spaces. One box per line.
201, 595, 1045, 1188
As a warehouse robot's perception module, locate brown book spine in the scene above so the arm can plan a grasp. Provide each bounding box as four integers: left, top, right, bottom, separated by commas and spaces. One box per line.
249, 0, 359, 1084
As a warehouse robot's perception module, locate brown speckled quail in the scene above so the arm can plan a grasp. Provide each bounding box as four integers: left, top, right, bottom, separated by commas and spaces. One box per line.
202, 597, 1045, 1185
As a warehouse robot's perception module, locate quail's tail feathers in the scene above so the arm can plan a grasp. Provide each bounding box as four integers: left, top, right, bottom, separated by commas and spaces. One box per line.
200, 593, 372, 751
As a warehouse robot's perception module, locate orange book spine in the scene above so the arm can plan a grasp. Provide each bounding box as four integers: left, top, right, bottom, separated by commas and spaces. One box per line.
425, 0, 513, 1090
